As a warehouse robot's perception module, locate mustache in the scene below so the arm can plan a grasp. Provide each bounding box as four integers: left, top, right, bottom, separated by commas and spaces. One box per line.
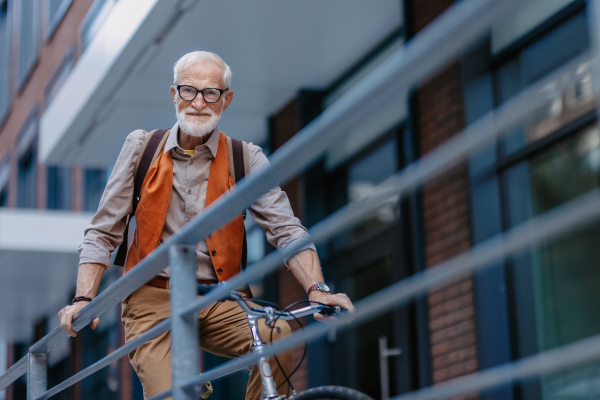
182, 107, 216, 116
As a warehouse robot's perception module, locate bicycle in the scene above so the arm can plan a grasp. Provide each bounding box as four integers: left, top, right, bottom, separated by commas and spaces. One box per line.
197, 284, 374, 400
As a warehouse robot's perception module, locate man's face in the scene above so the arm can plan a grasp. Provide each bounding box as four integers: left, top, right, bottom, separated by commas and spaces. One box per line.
170, 60, 233, 137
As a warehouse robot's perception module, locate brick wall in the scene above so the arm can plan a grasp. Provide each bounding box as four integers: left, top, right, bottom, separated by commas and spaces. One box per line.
269, 96, 311, 392
0, 0, 93, 209
410, 0, 457, 35
408, 0, 479, 387
416, 62, 478, 386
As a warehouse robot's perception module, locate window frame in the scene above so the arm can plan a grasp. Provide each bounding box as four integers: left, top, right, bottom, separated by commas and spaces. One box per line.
0, 156, 10, 207
77, 0, 118, 55
0, 0, 12, 126
15, 0, 41, 91
16, 108, 38, 209
43, 0, 72, 41
461, 3, 593, 396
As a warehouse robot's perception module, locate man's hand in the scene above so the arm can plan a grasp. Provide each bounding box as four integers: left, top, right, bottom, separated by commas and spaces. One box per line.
309, 291, 356, 324
58, 302, 100, 337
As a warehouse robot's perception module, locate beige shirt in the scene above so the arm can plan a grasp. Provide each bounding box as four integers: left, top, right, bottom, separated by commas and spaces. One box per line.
78, 121, 315, 280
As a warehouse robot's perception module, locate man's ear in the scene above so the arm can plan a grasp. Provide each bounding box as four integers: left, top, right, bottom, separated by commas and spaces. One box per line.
223, 90, 234, 111
170, 86, 177, 105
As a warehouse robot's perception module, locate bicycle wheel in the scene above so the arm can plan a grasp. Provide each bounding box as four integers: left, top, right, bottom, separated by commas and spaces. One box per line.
288, 385, 374, 400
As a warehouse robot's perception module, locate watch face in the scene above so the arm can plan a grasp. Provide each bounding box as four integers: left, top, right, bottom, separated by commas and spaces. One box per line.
318, 282, 330, 292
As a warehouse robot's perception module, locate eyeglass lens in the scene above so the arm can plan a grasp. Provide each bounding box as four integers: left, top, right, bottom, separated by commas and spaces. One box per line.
179, 86, 222, 103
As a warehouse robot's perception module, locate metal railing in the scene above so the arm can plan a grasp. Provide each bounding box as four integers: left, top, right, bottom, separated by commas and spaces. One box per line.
3, 0, 600, 399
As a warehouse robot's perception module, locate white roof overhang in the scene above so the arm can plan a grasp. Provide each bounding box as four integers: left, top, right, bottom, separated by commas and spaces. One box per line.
40, 0, 404, 167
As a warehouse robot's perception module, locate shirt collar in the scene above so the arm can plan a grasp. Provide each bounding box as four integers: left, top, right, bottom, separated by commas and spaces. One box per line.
164, 121, 220, 158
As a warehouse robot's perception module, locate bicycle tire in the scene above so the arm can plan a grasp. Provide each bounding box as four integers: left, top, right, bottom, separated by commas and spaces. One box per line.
288, 385, 374, 400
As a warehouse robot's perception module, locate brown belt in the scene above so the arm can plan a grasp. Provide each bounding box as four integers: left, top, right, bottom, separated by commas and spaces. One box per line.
146, 275, 218, 289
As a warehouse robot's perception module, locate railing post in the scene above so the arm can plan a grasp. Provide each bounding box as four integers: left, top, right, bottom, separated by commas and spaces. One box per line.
170, 245, 200, 400
26, 353, 46, 400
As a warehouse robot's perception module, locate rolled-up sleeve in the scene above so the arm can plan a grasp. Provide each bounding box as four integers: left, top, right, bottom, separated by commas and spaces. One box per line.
78, 130, 147, 269
246, 144, 316, 260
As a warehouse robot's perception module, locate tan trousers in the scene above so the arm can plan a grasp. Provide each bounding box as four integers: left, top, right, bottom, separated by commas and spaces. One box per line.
121, 284, 293, 400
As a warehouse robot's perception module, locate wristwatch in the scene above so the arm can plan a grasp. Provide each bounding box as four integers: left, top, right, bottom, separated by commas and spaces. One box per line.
307, 282, 331, 296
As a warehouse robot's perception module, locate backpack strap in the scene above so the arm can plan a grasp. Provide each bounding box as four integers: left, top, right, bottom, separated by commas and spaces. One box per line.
227, 136, 252, 298
114, 128, 169, 267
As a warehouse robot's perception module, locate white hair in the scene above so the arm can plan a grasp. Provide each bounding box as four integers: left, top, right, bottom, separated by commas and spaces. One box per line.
173, 51, 232, 89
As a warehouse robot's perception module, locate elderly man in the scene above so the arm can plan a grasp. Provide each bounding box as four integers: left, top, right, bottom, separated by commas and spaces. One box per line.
58, 51, 355, 399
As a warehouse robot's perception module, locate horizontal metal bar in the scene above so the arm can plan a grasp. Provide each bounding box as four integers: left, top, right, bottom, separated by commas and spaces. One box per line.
11, 45, 591, 394
392, 332, 600, 400
179, 238, 312, 317
0, 0, 567, 392
180, 187, 600, 389
28, 0, 519, 356
27, 4, 587, 394
33, 319, 171, 400
179, 51, 592, 318
0, 355, 27, 392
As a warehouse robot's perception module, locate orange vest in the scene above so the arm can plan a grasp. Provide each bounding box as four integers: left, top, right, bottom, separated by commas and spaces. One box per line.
124, 131, 245, 282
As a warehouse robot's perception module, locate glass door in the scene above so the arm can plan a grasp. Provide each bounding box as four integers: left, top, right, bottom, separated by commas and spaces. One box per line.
328, 224, 416, 398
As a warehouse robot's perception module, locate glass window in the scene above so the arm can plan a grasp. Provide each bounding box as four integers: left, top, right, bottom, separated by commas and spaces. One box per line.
17, 0, 40, 89
47, 166, 71, 210
83, 168, 106, 212
18, 145, 36, 208
495, 11, 589, 105
44, 0, 72, 39
347, 137, 399, 237
79, 0, 118, 53
0, 0, 11, 124
17, 111, 37, 208
329, 137, 399, 252
494, 10, 591, 156
0, 156, 9, 207
502, 124, 600, 398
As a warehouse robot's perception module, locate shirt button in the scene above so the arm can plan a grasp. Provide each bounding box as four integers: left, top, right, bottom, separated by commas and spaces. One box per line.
211, 250, 217, 256
188, 189, 192, 194
217, 268, 223, 274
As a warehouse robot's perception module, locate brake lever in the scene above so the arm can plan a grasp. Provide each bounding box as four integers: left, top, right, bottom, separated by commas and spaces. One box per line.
319, 305, 346, 316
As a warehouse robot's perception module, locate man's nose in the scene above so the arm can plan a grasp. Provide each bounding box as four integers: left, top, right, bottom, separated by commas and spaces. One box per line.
191, 93, 207, 109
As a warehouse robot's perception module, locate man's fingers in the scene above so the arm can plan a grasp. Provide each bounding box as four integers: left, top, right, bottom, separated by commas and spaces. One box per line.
91, 318, 100, 330
60, 310, 78, 337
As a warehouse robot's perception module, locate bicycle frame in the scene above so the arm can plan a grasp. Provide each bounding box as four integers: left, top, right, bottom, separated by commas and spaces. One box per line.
230, 291, 337, 400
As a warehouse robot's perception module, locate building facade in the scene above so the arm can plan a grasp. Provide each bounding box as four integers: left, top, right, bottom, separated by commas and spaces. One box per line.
1, 0, 597, 399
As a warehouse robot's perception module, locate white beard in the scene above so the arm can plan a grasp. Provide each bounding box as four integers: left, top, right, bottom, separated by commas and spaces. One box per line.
176, 106, 222, 137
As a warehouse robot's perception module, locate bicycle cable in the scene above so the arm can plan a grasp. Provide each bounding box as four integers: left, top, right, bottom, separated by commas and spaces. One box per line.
238, 298, 341, 392
270, 300, 339, 391
237, 298, 304, 392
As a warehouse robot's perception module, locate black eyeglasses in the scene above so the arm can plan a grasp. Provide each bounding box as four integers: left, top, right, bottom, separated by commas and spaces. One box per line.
176, 85, 228, 103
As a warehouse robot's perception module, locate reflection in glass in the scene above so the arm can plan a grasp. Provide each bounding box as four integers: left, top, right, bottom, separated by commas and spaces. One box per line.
503, 125, 600, 399
348, 139, 399, 239
495, 10, 591, 156
339, 257, 397, 398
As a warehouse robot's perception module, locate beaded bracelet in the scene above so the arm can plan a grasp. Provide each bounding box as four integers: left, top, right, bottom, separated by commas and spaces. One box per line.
71, 296, 93, 304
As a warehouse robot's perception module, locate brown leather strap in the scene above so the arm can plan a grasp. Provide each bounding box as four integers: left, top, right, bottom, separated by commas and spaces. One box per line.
114, 129, 169, 267
134, 129, 169, 207
230, 137, 251, 298
146, 275, 218, 289
230, 137, 245, 184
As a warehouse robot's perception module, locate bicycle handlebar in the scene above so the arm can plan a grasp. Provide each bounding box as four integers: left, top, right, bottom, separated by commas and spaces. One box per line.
196, 283, 348, 319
